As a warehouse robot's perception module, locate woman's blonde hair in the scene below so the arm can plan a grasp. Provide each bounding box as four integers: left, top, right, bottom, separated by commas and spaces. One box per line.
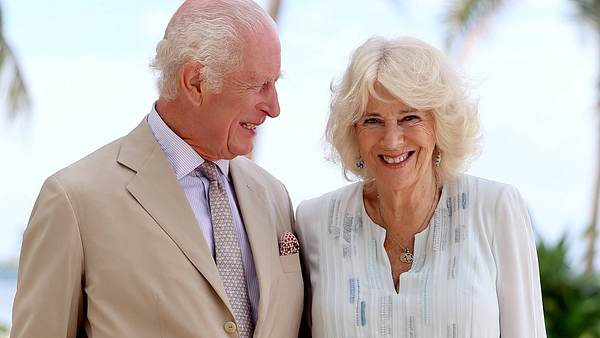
326, 36, 481, 182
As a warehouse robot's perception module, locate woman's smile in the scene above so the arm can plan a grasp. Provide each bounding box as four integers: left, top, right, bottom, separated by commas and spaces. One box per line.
378, 151, 414, 167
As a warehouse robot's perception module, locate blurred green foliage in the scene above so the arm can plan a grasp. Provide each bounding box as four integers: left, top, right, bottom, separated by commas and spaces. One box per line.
538, 236, 600, 337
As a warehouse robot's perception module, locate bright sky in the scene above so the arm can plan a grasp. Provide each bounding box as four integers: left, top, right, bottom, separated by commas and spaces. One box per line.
0, 0, 597, 264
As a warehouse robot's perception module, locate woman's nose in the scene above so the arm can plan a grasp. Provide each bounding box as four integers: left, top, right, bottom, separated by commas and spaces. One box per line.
380, 124, 404, 148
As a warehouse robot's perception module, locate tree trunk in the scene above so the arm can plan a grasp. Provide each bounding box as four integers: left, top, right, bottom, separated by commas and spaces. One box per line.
587, 102, 600, 273
267, 0, 282, 23
585, 33, 600, 273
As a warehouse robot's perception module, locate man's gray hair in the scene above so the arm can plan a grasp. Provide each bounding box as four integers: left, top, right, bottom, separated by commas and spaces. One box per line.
151, 0, 275, 100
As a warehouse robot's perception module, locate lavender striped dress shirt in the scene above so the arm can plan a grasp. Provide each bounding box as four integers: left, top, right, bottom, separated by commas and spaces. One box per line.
147, 106, 259, 324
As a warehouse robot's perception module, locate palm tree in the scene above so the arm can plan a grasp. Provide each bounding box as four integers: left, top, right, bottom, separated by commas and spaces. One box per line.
571, 0, 600, 274
0, 4, 30, 122
267, 0, 282, 22
445, 0, 600, 272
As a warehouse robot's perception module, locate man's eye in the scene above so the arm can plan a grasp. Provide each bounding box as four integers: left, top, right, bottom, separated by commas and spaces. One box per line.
259, 82, 271, 92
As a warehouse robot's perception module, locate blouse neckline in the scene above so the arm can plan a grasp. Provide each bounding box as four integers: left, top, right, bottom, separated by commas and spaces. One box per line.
357, 181, 447, 294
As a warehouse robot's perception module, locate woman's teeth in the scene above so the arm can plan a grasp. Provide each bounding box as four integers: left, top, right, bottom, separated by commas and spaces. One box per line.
382, 153, 409, 164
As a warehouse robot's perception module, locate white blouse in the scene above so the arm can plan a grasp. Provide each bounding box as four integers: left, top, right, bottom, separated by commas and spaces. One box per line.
296, 174, 546, 338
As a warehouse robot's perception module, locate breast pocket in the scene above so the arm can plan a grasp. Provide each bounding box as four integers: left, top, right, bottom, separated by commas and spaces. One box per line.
279, 252, 301, 273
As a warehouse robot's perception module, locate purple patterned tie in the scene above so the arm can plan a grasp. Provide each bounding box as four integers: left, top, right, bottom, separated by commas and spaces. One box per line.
199, 161, 253, 338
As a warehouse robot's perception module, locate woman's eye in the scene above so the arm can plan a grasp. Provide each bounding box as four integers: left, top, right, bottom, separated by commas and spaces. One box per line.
363, 118, 382, 124
401, 115, 420, 123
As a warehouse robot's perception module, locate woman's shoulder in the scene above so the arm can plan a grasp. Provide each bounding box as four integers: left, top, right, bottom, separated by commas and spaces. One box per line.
455, 174, 528, 230
452, 175, 531, 250
296, 182, 362, 227
297, 181, 363, 214
457, 174, 522, 203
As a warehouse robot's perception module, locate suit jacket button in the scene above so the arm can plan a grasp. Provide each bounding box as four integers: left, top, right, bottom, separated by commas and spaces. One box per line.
224, 321, 237, 334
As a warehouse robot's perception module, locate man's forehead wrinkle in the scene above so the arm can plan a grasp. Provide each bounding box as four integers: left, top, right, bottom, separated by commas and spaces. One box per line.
225, 76, 252, 89
245, 71, 281, 84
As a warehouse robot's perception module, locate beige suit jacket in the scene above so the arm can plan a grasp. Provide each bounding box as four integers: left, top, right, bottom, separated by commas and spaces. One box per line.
11, 120, 304, 338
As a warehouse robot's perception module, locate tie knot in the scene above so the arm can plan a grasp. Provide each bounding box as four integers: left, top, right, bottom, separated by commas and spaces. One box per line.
199, 161, 220, 183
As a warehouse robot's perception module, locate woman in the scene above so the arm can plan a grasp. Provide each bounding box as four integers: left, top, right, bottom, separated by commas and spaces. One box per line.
296, 37, 546, 338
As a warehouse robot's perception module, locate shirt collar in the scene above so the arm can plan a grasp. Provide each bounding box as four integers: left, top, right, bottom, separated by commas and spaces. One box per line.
146, 104, 230, 180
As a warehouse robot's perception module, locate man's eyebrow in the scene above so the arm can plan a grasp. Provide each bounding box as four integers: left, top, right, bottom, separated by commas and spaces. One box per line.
247, 71, 282, 84
261, 73, 281, 84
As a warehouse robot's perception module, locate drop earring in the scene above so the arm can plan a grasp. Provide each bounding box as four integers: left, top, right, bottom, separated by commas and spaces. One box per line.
434, 152, 442, 166
356, 158, 365, 169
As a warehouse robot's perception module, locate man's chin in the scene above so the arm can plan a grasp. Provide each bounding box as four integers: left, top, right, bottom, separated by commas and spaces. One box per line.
229, 145, 254, 159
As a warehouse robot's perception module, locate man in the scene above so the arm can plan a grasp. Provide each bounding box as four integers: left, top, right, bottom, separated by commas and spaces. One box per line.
11, 1, 304, 337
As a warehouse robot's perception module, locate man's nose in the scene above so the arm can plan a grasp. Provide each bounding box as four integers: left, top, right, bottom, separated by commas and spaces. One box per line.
258, 87, 280, 118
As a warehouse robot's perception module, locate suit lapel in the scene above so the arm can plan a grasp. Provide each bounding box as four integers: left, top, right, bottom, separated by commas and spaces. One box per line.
118, 120, 230, 306
230, 158, 279, 332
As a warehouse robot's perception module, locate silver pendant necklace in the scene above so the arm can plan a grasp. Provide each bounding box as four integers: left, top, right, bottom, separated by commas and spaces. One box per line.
377, 184, 439, 265
377, 204, 415, 264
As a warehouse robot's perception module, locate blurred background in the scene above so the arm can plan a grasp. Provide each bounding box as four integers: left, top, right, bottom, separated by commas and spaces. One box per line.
1, 0, 599, 336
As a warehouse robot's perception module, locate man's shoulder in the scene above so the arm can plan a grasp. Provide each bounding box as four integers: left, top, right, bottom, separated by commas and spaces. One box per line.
52, 120, 152, 189
230, 156, 282, 185
53, 121, 158, 181
48, 140, 132, 199
54, 137, 123, 178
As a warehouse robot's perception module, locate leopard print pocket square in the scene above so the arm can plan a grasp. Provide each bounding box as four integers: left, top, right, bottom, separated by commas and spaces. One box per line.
278, 231, 300, 256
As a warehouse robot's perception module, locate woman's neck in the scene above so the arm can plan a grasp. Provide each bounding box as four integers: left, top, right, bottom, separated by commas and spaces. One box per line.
365, 170, 440, 235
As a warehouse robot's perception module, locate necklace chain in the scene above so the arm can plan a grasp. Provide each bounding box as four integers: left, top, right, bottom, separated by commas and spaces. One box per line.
377, 181, 439, 264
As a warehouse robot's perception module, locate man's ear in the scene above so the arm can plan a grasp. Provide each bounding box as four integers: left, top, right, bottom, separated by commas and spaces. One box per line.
179, 61, 204, 105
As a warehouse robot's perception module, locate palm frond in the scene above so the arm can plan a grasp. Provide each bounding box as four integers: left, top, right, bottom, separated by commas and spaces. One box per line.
444, 0, 506, 51
571, 0, 600, 32
0, 4, 30, 122
7, 63, 30, 120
